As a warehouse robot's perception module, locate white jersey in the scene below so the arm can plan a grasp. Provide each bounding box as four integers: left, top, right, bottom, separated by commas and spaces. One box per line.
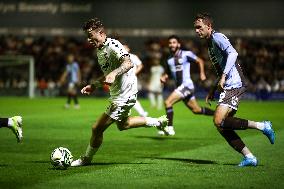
96, 38, 138, 100
129, 53, 143, 90
129, 53, 142, 68
149, 65, 164, 93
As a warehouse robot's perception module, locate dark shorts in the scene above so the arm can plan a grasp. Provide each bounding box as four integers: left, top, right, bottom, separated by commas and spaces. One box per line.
218, 87, 246, 110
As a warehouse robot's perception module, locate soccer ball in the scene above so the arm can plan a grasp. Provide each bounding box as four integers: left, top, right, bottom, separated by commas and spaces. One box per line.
50, 147, 73, 169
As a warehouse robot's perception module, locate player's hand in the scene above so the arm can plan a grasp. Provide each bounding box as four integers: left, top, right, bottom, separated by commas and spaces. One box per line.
81, 85, 94, 95
104, 72, 116, 85
160, 74, 168, 83
200, 73, 206, 81
218, 74, 226, 90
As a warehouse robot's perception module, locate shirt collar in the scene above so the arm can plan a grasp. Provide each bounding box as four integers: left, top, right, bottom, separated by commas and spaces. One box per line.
98, 37, 109, 50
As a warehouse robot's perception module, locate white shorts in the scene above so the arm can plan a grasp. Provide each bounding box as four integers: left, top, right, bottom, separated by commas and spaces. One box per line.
68, 82, 77, 93
105, 94, 137, 122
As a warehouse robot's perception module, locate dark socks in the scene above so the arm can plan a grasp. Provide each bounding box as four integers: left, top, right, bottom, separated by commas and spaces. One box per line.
221, 117, 248, 130
201, 107, 214, 115
166, 107, 173, 126
218, 129, 246, 153
0, 118, 8, 128
67, 94, 71, 104
73, 95, 78, 105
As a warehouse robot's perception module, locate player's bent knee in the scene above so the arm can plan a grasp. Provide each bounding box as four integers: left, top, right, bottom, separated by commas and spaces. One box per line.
117, 125, 127, 131
164, 101, 171, 108
116, 122, 129, 131
213, 117, 223, 127
192, 108, 201, 114
91, 126, 104, 134
164, 100, 171, 108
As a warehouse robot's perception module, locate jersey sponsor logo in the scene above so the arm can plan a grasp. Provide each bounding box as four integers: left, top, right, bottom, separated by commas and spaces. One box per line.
183, 89, 192, 97
175, 65, 183, 71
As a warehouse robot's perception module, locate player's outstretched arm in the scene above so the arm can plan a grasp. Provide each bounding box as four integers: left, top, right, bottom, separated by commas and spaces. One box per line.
104, 55, 133, 85
81, 75, 105, 95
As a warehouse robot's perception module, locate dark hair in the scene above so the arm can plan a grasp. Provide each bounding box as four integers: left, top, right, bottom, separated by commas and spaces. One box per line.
195, 12, 214, 27
83, 18, 104, 32
168, 35, 181, 43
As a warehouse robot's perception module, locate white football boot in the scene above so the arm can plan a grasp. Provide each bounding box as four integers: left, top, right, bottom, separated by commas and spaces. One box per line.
10, 116, 23, 143
158, 126, 175, 136
71, 156, 92, 167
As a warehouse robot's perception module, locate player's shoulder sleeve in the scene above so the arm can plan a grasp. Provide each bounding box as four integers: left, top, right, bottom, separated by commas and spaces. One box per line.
130, 53, 142, 66
183, 50, 197, 62
66, 64, 71, 72
74, 62, 80, 70
212, 32, 233, 51
108, 38, 129, 60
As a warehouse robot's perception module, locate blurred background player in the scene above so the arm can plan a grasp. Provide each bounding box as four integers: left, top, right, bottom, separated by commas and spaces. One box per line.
148, 55, 164, 110
124, 44, 148, 117
194, 13, 275, 166
71, 18, 169, 166
0, 116, 23, 143
59, 54, 81, 109
159, 35, 214, 136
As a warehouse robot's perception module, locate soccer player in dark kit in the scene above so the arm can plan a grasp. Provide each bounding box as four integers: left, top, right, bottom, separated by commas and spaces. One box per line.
159, 35, 214, 136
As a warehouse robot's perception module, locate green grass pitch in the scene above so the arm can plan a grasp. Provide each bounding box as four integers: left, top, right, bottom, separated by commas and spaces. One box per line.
0, 97, 284, 189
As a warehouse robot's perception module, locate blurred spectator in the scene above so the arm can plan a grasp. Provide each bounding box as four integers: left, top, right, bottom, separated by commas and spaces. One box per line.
38, 78, 48, 96
256, 77, 271, 100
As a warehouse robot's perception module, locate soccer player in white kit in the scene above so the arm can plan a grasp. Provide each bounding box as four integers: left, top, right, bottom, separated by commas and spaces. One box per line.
124, 44, 148, 117
71, 18, 168, 166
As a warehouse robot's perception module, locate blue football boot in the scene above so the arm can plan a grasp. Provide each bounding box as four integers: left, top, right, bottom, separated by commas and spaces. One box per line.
262, 121, 275, 144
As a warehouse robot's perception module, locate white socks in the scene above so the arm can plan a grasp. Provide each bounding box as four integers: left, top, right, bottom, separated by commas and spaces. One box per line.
145, 117, 160, 127
85, 144, 98, 158
256, 122, 265, 131
133, 101, 147, 117
7, 118, 13, 127
245, 153, 255, 159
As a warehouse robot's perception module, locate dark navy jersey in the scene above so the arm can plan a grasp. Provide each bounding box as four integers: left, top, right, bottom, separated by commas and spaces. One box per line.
166, 50, 198, 89
207, 31, 246, 89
